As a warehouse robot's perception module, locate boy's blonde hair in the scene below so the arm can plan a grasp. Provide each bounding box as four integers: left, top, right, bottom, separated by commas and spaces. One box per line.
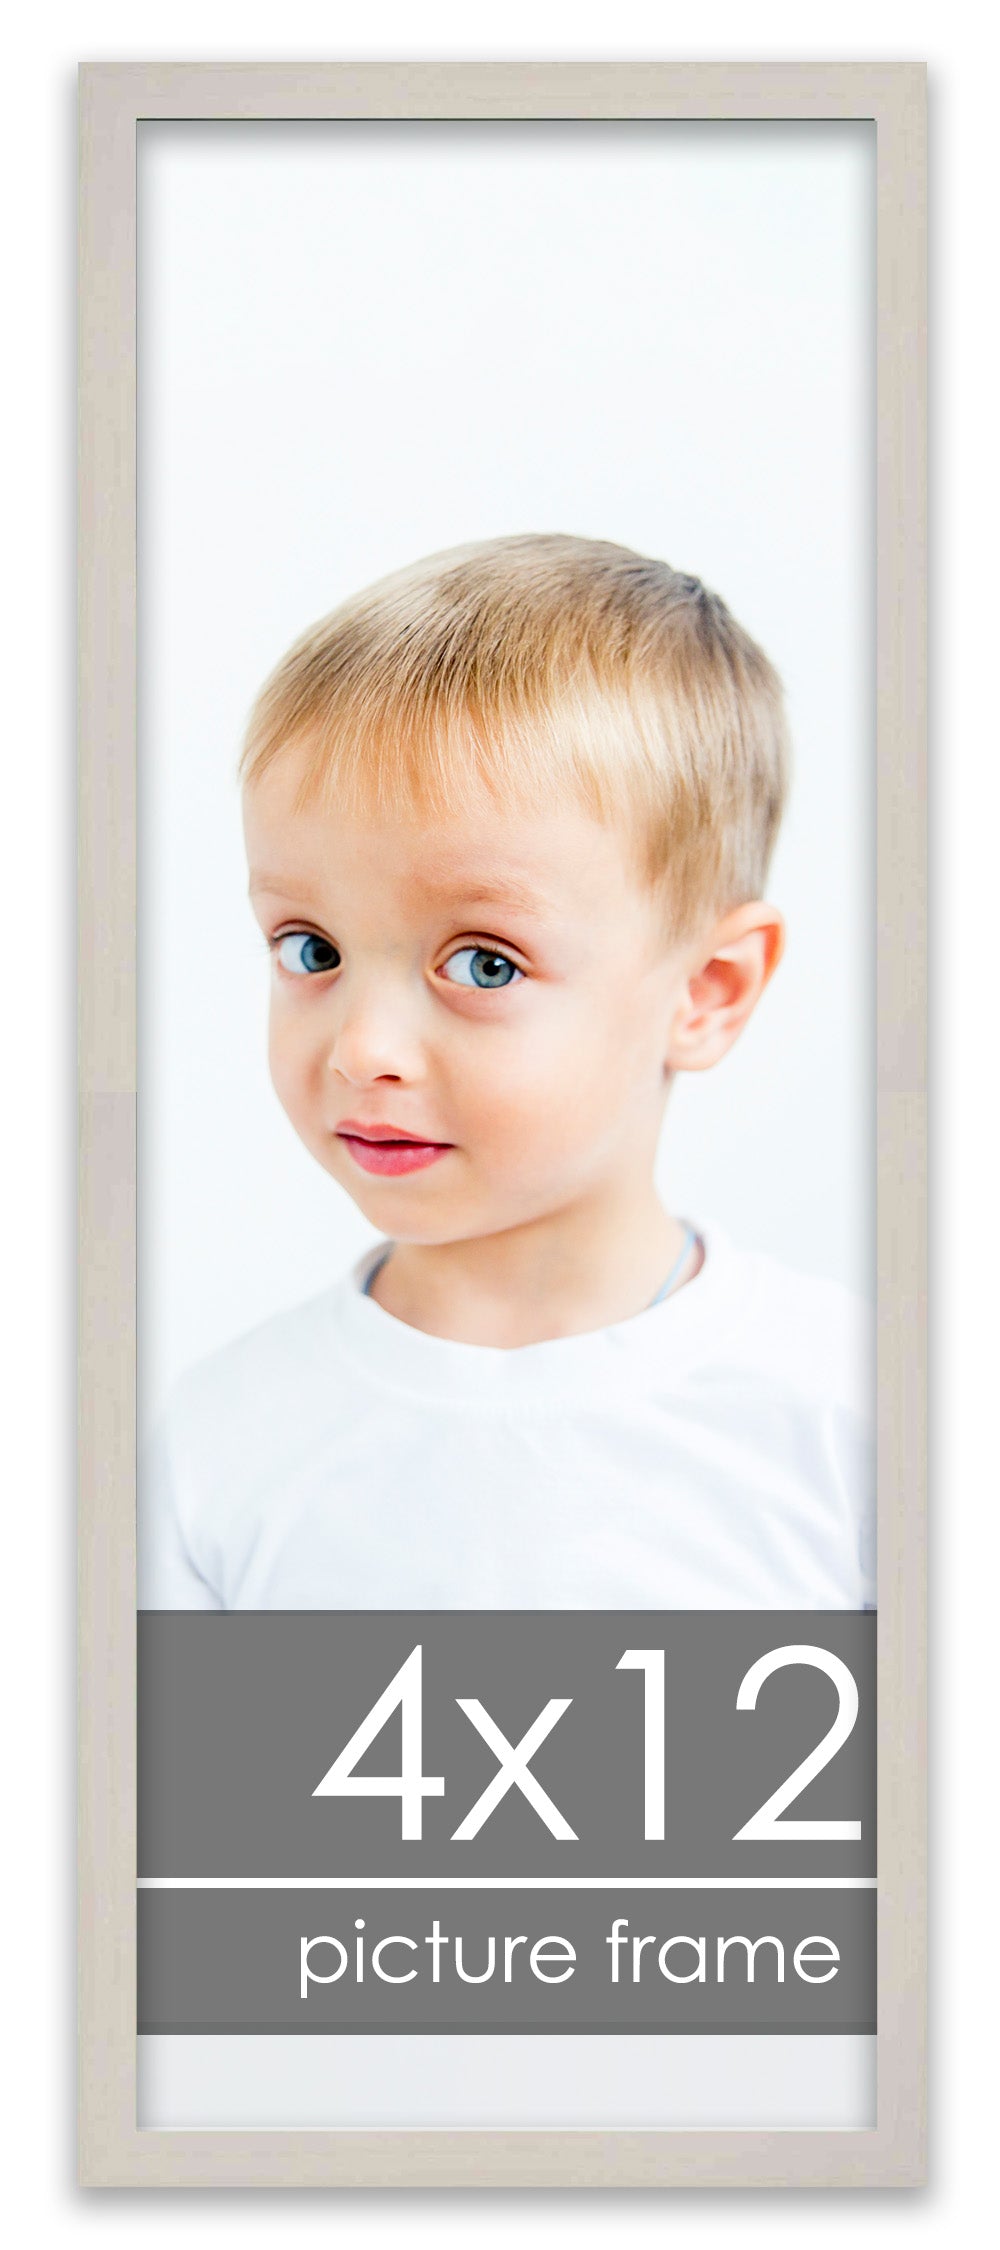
239, 533, 789, 940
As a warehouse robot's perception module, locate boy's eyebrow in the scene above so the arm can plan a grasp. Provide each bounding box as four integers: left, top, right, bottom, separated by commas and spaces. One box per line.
248, 871, 320, 900
413, 873, 551, 917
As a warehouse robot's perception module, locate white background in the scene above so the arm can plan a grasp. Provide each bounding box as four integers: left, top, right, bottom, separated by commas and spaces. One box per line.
139, 118, 873, 1418
3, 0, 992, 2241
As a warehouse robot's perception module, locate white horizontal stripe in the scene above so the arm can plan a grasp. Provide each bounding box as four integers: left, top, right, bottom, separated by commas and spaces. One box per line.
138, 1874, 875, 1891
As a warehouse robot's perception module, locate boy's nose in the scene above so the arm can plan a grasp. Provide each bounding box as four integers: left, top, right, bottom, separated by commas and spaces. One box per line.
323, 983, 421, 1088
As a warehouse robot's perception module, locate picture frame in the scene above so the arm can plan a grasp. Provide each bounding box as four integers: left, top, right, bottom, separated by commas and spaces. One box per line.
78, 58, 926, 2189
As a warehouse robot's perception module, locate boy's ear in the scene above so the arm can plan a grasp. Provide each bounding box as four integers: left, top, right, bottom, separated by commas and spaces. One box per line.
665, 902, 785, 1073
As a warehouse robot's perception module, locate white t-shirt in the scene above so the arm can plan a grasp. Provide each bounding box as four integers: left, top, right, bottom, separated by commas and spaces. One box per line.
138, 1222, 875, 1612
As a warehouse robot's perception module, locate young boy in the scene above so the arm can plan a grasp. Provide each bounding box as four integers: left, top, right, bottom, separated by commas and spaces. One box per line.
139, 533, 874, 1612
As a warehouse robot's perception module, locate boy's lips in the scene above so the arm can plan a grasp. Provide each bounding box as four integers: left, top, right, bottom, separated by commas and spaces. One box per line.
335, 1120, 454, 1178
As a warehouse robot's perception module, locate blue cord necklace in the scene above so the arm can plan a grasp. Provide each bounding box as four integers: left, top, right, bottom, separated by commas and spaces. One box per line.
645, 1222, 699, 1307
362, 1224, 699, 1310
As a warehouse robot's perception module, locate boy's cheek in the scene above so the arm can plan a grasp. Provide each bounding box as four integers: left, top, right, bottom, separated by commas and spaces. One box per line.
265, 1034, 291, 1111
267, 1005, 311, 1087
266, 1038, 315, 1136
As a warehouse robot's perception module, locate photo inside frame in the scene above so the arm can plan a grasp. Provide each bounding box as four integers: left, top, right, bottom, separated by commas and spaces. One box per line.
135, 116, 876, 2131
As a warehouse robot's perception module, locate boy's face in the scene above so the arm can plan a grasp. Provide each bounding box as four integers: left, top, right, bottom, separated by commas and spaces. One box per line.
244, 742, 692, 1247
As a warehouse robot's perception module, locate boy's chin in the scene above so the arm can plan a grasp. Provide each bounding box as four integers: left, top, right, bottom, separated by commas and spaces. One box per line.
332, 1173, 462, 1240
334, 1175, 507, 1249
322, 1148, 557, 1245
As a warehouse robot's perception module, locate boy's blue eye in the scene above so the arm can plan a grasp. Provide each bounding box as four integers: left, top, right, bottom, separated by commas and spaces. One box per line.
275, 932, 340, 976
441, 947, 522, 990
